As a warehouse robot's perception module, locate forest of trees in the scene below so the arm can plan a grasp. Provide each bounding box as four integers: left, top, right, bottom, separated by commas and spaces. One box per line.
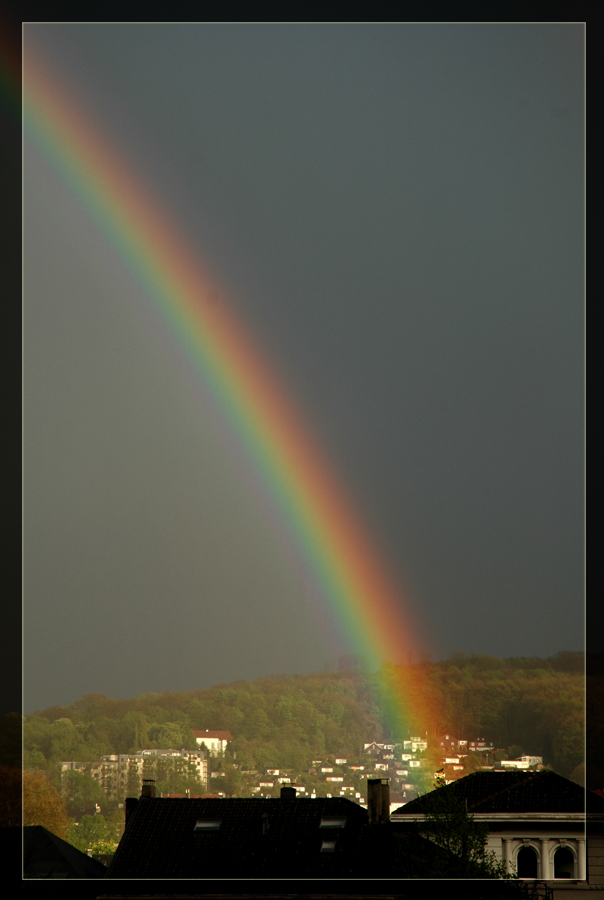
22, 651, 583, 788
373, 651, 584, 781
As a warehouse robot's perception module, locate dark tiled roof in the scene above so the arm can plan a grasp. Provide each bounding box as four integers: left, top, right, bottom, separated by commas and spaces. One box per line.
106, 796, 484, 879
107, 796, 367, 878
21, 825, 108, 878
394, 770, 590, 815
348, 822, 487, 878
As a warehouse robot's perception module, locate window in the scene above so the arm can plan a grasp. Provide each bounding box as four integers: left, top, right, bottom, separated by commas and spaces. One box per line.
517, 846, 538, 878
554, 847, 574, 879
319, 818, 346, 829
320, 840, 337, 853
194, 819, 221, 831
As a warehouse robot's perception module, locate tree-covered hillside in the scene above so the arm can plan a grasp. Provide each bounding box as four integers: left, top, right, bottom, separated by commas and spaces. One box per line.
23, 652, 584, 786
374, 651, 584, 779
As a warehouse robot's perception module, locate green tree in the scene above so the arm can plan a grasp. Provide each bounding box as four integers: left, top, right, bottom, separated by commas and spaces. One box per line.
106, 807, 125, 842
463, 751, 486, 775
328, 701, 345, 725
249, 709, 272, 740
24, 749, 47, 770
24, 716, 52, 761
552, 710, 584, 777
62, 769, 108, 810
222, 763, 242, 797
48, 718, 81, 761
119, 711, 150, 752
148, 721, 187, 749
417, 787, 510, 879
67, 814, 113, 852
156, 758, 205, 795
89, 838, 117, 856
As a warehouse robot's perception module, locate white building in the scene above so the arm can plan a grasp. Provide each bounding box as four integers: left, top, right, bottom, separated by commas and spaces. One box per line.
499, 756, 543, 770
403, 740, 427, 752
392, 771, 599, 887
192, 730, 232, 755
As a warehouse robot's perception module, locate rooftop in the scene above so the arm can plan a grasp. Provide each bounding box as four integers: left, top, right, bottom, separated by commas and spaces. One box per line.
108, 796, 366, 878
106, 794, 480, 879
19, 825, 108, 879
394, 770, 595, 815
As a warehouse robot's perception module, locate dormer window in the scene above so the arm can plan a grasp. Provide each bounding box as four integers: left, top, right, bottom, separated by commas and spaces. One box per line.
194, 819, 221, 831
320, 840, 337, 852
319, 818, 346, 829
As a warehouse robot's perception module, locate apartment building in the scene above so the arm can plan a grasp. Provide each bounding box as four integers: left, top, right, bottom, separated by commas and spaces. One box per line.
60, 747, 208, 801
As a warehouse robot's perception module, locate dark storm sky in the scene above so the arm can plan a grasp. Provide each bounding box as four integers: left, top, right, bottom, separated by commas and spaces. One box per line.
23, 23, 584, 713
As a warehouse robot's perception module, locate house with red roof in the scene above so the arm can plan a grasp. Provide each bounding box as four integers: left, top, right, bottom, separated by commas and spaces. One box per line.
192, 730, 232, 755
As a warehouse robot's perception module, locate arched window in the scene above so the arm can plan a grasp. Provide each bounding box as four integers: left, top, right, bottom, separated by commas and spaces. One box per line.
554, 846, 574, 879
517, 845, 538, 878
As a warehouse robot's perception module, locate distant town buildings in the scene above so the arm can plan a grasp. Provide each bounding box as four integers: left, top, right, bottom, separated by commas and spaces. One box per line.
59, 725, 547, 809
437, 734, 493, 752
60, 748, 208, 801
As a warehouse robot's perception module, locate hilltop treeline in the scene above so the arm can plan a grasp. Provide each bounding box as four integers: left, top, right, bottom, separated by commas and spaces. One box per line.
24, 669, 381, 777
23, 652, 583, 781
374, 651, 584, 779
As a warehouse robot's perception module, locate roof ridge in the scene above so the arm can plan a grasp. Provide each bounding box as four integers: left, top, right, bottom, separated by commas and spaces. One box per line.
467, 770, 545, 811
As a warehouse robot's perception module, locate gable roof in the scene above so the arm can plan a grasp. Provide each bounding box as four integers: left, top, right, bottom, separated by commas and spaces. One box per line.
394, 770, 589, 815
349, 821, 489, 878
106, 795, 491, 879
107, 796, 367, 878
20, 825, 108, 878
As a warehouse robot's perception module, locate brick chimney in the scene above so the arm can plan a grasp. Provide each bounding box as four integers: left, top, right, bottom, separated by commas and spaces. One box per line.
367, 778, 390, 825
280, 786, 296, 799
141, 779, 156, 799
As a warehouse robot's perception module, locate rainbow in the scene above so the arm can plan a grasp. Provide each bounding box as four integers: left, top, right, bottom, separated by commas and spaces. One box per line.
23, 46, 439, 739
